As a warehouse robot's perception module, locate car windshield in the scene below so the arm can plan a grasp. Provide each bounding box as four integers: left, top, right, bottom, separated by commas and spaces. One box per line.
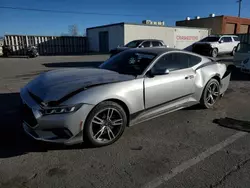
200, 37, 220, 42
124, 40, 143, 48
100, 51, 157, 76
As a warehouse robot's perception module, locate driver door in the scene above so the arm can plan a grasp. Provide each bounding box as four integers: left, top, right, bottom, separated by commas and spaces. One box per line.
144, 52, 196, 109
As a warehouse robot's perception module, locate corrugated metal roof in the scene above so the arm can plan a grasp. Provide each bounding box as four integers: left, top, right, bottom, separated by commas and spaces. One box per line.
86, 22, 210, 31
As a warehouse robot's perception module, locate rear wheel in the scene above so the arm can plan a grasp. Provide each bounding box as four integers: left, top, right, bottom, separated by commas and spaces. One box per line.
231, 47, 236, 56
84, 101, 127, 147
200, 79, 220, 109
211, 48, 218, 58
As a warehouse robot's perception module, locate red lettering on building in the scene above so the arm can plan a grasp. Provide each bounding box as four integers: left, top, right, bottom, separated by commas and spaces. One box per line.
176, 35, 198, 41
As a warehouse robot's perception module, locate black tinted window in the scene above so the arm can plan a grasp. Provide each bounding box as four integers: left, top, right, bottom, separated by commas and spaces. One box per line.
125, 40, 143, 48
222, 37, 232, 42
142, 41, 151, 47
100, 51, 156, 75
151, 53, 189, 74
188, 54, 202, 67
233, 37, 240, 41
152, 41, 162, 47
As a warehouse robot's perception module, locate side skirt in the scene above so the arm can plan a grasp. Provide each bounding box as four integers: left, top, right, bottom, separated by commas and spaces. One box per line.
129, 95, 198, 126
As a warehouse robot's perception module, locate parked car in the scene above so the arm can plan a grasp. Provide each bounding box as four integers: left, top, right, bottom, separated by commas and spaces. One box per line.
21, 48, 231, 147
234, 42, 250, 67
2, 45, 39, 58
27, 46, 39, 58
233, 42, 250, 74
109, 39, 167, 57
192, 35, 240, 58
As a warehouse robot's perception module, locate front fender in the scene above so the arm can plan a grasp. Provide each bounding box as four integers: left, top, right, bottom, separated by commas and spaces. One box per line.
61, 79, 144, 114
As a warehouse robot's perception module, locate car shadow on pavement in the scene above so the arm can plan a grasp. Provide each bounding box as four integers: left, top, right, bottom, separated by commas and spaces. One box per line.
214, 117, 250, 133
230, 67, 250, 81
0, 93, 91, 158
43, 61, 103, 68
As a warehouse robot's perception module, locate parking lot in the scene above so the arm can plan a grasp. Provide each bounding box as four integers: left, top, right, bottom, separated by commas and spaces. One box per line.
1, 55, 250, 188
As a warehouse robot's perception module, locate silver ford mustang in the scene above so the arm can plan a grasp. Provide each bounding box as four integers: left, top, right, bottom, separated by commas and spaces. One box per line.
20, 48, 231, 146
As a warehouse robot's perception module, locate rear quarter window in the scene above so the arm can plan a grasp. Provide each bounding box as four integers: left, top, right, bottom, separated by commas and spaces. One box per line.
188, 54, 202, 67
233, 37, 240, 42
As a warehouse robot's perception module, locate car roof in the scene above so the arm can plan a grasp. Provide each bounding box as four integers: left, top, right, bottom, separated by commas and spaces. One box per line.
208, 35, 238, 37
131, 39, 164, 42
126, 47, 182, 55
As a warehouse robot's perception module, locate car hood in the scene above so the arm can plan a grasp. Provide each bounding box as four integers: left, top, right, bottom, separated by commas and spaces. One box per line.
25, 68, 134, 104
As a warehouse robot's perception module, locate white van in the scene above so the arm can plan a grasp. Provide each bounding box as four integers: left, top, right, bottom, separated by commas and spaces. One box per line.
234, 43, 250, 74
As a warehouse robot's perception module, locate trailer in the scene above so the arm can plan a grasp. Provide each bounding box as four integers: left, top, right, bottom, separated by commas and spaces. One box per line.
87, 22, 211, 52
3, 35, 87, 56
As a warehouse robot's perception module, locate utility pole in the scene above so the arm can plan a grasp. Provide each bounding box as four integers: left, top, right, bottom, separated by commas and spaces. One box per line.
237, 0, 242, 17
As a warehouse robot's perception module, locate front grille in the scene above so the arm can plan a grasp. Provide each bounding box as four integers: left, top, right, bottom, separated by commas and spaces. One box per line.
22, 103, 38, 128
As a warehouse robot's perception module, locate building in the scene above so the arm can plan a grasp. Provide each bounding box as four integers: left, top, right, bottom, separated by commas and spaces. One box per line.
86, 22, 210, 52
176, 15, 250, 35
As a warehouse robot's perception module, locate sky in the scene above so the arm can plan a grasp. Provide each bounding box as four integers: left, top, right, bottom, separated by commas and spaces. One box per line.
1, 0, 250, 36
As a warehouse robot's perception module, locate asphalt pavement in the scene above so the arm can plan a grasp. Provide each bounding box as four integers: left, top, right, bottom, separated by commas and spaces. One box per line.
0, 55, 250, 188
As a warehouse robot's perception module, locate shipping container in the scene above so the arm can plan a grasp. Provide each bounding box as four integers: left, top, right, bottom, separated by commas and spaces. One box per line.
3, 35, 87, 55
87, 22, 211, 52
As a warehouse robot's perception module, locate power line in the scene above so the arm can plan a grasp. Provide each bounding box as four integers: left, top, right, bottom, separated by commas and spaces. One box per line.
0, 6, 149, 17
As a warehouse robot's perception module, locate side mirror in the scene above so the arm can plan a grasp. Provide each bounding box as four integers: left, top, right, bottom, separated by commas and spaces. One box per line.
165, 69, 170, 74
219, 40, 223, 43
139, 45, 144, 48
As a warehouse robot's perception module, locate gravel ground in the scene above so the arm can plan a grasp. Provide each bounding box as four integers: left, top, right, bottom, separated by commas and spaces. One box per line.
0, 55, 250, 188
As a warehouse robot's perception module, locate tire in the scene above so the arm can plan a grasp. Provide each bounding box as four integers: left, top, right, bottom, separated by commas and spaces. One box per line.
84, 101, 127, 147
231, 47, 236, 56
200, 79, 220, 109
210, 48, 218, 58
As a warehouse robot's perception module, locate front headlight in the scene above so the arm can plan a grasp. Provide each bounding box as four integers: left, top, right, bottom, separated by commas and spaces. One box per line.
41, 103, 83, 115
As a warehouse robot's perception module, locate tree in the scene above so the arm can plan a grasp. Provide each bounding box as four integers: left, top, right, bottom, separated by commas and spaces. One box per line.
68, 24, 79, 36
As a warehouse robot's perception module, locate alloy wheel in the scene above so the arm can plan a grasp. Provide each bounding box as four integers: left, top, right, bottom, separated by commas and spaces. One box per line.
205, 82, 220, 105
90, 108, 124, 143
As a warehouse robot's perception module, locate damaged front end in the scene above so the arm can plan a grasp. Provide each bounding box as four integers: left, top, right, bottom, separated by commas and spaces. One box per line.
20, 87, 94, 145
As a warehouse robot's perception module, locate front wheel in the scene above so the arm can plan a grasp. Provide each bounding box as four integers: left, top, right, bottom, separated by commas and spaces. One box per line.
200, 79, 220, 109
84, 101, 127, 147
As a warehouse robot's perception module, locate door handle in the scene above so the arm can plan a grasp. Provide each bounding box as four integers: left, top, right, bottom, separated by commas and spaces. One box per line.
185, 75, 194, 79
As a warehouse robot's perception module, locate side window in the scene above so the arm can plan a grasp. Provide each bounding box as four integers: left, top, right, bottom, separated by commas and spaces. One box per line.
188, 54, 202, 67
152, 41, 162, 47
141, 41, 151, 48
233, 37, 240, 42
220, 37, 225, 43
151, 53, 189, 75
224, 37, 233, 42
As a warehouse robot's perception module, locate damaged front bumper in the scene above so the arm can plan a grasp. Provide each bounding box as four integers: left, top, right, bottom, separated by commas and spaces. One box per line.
20, 88, 94, 145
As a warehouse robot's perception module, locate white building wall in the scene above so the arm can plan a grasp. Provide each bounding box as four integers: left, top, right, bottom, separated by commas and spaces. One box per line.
124, 24, 210, 50
87, 24, 124, 52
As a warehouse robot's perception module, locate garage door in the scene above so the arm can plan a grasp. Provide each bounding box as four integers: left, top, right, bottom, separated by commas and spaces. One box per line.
240, 25, 249, 34
225, 23, 236, 34
99, 31, 109, 52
